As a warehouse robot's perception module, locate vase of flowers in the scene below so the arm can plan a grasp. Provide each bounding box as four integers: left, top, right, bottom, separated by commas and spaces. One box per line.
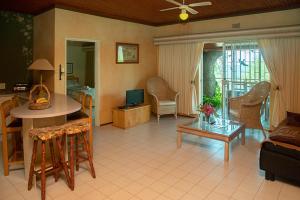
199, 103, 215, 123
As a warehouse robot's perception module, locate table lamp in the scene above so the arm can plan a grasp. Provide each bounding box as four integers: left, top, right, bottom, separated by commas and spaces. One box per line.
27, 59, 54, 110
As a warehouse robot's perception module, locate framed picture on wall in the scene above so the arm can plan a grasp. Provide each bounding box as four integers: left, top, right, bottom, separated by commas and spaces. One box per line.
116, 43, 139, 64
67, 63, 73, 74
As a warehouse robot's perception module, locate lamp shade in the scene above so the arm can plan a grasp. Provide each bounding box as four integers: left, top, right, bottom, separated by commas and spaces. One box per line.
28, 59, 54, 71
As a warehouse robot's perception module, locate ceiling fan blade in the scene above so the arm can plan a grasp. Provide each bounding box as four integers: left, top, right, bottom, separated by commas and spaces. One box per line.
189, 1, 212, 7
185, 7, 198, 15
160, 7, 179, 11
165, 0, 182, 6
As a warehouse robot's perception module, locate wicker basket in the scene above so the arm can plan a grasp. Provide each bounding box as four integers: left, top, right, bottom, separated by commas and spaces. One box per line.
28, 84, 51, 110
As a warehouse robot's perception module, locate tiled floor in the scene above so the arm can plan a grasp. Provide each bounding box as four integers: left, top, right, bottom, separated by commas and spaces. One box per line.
1, 116, 300, 200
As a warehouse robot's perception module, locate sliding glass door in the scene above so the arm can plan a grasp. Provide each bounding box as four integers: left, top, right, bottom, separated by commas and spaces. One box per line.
221, 41, 270, 118
201, 41, 270, 121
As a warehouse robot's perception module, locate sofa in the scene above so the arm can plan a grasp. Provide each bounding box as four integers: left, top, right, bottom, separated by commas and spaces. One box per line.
259, 112, 300, 184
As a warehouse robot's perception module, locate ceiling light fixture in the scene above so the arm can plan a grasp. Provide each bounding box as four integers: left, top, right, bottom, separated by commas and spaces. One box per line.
179, 9, 188, 21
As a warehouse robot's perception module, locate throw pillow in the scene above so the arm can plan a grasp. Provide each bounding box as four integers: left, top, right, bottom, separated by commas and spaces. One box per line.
287, 111, 300, 127
270, 126, 300, 147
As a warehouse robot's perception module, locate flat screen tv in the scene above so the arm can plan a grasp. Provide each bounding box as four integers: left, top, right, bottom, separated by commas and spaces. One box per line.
126, 89, 144, 107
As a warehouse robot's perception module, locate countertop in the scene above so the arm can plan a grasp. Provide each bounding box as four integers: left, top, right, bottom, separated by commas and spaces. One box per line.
11, 93, 81, 119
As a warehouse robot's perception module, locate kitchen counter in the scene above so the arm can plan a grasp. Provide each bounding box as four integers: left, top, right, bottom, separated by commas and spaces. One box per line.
10, 93, 81, 180
11, 93, 80, 118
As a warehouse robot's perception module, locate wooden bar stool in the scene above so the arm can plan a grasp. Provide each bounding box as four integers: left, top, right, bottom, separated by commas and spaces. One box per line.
67, 93, 93, 157
0, 99, 24, 176
64, 121, 96, 190
28, 126, 71, 200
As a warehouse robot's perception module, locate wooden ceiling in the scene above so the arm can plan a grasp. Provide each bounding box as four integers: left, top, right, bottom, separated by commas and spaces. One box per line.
1, 0, 300, 26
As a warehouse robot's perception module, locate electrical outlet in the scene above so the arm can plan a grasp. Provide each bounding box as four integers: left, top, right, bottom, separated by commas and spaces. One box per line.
0, 83, 5, 90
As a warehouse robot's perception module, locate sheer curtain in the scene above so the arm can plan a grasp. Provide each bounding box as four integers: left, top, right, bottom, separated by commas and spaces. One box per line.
158, 42, 204, 115
258, 37, 300, 127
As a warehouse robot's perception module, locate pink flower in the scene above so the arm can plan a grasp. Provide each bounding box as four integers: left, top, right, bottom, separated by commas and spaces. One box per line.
200, 103, 215, 117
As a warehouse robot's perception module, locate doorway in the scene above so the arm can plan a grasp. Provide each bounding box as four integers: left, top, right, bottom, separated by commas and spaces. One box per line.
66, 40, 98, 125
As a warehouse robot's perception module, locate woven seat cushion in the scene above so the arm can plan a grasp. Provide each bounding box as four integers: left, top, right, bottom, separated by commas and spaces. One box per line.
67, 111, 89, 121
159, 100, 176, 106
7, 118, 22, 128
29, 126, 65, 141
64, 122, 89, 135
269, 126, 300, 147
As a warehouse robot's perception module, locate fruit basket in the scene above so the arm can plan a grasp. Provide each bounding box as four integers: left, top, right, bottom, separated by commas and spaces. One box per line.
28, 84, 51, 110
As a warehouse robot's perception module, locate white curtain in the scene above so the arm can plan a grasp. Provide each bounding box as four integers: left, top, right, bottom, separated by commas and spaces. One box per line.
258, 37, 300, 127
158, 42, 204, 115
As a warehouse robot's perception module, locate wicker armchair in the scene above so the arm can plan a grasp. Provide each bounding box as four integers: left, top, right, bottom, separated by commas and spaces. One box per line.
147, 76, 179, 122
229, 81, 271, 138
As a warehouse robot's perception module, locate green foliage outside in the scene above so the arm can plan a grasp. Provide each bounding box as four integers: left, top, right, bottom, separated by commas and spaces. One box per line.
203, 84, 222, 108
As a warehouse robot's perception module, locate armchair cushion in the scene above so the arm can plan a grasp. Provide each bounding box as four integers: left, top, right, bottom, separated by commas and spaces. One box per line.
159, 100, 176, 106
287, 111, 300, 127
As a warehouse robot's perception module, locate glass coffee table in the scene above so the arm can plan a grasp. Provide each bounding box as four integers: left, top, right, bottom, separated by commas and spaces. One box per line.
177, 118, 245, 161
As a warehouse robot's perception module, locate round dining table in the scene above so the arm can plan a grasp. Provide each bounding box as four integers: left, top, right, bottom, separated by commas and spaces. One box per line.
11, 93, 81, 180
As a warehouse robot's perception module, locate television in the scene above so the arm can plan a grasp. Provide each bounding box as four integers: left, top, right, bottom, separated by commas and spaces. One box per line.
126, 89, 144, 107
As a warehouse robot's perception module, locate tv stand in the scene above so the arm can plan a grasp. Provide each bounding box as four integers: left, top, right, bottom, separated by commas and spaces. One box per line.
113, 104, 151, 129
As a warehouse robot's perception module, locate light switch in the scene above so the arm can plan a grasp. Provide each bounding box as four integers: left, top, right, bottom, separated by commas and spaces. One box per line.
0, 83, 5, 90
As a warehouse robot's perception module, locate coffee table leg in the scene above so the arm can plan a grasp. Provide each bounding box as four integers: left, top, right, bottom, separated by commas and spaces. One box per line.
224, 142, 229, 161
177, 131, 182, 148
241, 128, 245, 145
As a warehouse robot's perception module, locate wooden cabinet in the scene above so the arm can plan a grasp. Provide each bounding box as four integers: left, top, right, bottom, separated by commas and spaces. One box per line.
112, 105, 151, 129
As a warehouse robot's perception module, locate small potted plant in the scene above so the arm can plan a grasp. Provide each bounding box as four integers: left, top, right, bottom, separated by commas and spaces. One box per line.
198, 103, 215, 123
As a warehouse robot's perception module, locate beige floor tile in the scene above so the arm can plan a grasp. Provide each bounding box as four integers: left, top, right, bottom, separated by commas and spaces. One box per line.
109, 189, 132, 200
87, 177, 112, 189
181, 172, 203, 184
180, 193, 203, 200
278, 194, 300, 200
124, 182, 146, 195
197, 175, 223, 190
206, 192, 230, 200
159, 175, 180, 186
172, 180, 194, 192
80, 190, 107, 200
111, 176, 133, 188
213, 181, 239, 197
154, 195, 171, 200
97, 184, 121, 196
148, 181, 170, 194
278, 183, 300, 199
72, 184, 95, 197
0, 193, 25, 200
146, 170, 166, 180
231, 189, 256, 200
162, 187, 186, 200
36, 181, 69, 199
136, 176, 156, 187
136, 188, 160, 200
187, 185, 211, 199
129, 197, 141, 200
53, 192, 79, 200
0, 183, 19, 199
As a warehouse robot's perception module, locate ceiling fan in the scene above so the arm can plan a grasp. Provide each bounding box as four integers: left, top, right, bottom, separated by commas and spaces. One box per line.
160, 0, 212, 21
